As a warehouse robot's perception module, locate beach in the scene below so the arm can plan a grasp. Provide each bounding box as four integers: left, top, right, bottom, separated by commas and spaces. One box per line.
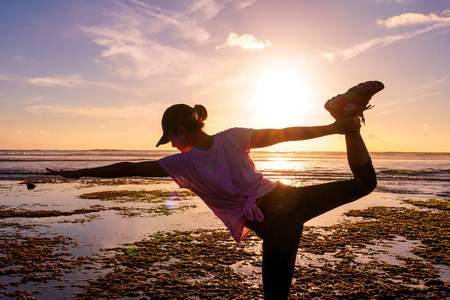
0, 150, 449, 299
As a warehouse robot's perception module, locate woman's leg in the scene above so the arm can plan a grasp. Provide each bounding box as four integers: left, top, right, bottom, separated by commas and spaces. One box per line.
248, 187, 304, 300
292, 163, 376, 223
260, 225, 303, 300
345, 132, 370, 167
248, 132, 377, 299
294, 132, 377, 222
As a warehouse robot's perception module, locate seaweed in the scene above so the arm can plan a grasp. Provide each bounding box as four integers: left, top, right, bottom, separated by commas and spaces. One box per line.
2, 196, 449, 299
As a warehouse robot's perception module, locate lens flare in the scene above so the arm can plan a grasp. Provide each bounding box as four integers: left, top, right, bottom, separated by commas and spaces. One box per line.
166, 191, 182, 208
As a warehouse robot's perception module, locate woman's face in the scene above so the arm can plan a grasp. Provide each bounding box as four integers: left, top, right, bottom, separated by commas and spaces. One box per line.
167, 128, 193, 152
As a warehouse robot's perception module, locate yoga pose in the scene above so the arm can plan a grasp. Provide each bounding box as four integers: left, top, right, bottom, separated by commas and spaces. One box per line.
46, 81, 384, 299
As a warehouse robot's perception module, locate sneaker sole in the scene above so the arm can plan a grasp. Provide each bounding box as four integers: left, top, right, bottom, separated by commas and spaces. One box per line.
325, 80, 384, 119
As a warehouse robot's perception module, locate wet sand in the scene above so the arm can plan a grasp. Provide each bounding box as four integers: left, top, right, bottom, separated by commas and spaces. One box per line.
1, 179, 449, 299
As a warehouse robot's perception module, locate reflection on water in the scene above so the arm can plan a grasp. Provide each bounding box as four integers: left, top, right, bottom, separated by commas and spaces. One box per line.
258, 158, 306, 172
0, 181, 221, 256
257, 158, 307, 185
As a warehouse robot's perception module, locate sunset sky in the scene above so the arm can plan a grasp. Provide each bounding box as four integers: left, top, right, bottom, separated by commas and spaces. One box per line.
1, 0, 449, 152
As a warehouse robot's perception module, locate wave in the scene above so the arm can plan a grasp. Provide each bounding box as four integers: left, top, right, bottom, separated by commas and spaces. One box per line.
0, 158, 150, 162
0, 150, 177, 160
379, 169, 450, 176
1, 151, 449, 192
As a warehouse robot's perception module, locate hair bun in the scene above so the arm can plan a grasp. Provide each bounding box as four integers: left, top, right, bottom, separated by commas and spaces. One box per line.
193, 104, 208, 123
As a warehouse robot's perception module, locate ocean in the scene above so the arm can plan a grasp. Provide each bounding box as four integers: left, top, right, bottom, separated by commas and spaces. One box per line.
1, 150, 449, 197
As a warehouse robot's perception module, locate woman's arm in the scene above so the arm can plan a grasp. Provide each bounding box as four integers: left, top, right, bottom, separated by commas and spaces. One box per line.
251, 117, 360, 149
45, 161, 168, 178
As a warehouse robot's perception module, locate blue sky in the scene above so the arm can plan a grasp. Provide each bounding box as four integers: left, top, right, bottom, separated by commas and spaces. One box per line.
0, 0, 449, 151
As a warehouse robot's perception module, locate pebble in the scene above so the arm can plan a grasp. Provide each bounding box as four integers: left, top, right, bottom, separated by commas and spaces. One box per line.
26, 183, 36, 190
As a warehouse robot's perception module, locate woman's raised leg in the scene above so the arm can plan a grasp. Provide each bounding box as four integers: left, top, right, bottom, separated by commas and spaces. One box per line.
345, 132, 371, 167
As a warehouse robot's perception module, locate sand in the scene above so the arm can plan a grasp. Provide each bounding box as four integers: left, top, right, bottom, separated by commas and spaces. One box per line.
0, 179, 449, 299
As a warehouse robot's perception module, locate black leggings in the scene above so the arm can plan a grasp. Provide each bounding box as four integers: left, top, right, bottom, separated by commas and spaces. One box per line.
247, 160, 377, 299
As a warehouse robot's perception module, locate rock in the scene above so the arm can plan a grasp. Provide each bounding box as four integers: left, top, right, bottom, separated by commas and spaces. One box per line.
27, 183, 36, 190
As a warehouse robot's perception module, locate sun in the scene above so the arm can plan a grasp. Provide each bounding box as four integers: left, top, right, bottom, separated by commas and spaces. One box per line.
247, 64, 314, 127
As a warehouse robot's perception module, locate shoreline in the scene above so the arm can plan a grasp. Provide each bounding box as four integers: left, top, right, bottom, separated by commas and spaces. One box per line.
1, 179, 449, 299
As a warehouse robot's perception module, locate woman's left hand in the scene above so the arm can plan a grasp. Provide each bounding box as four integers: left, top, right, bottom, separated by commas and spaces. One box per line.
44, 168, 62, 176
44, 168, 82, 178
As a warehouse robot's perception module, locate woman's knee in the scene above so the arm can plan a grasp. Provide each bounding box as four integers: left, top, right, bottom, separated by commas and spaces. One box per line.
351, 160, 377, 195
359, 173, 377, 196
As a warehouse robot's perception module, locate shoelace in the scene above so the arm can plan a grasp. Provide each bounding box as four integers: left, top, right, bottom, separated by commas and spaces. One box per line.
360, 105, 375, 125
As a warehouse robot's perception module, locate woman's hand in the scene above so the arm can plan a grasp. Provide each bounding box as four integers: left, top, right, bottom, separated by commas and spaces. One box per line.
44, 168, 82, 178
44, 168, 61, 176
333, 117, 361, 135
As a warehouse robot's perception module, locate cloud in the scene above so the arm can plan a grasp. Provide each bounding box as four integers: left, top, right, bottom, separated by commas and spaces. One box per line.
26, 75, 84, 88
0, 75, 10, 81
11, 55, 24, 62
25, 103, 168, 121
81, 0, 251, 80
130, 1, 211, 43
413, 77, 447, 92
382, 78, 446, 108
24, 75, 129, 92
383, 91, 443, 108
216, 33, 271, 50
234, 0, 256, 10
83, 26, 196, 79
374, 0, 411, 2
320, 10, 450, 63
29, 96, 45, 102
378, 10, 450, 28
185, 0, 256, 18
185, 0, 233, 21
321, 23, 444, 62
32, 129, 51, 135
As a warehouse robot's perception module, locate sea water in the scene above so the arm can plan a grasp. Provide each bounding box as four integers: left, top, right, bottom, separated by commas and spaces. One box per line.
1, 150, 449, 197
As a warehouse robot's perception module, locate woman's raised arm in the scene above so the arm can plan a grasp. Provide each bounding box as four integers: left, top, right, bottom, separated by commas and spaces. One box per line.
45, 161, 168, 178
251, 117, 360, 149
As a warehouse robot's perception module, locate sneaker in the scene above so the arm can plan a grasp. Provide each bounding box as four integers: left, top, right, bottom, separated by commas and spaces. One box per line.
324, 80, 384, 123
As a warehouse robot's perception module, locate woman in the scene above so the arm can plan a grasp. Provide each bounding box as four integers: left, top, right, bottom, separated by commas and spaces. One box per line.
46, 80, 383, 299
